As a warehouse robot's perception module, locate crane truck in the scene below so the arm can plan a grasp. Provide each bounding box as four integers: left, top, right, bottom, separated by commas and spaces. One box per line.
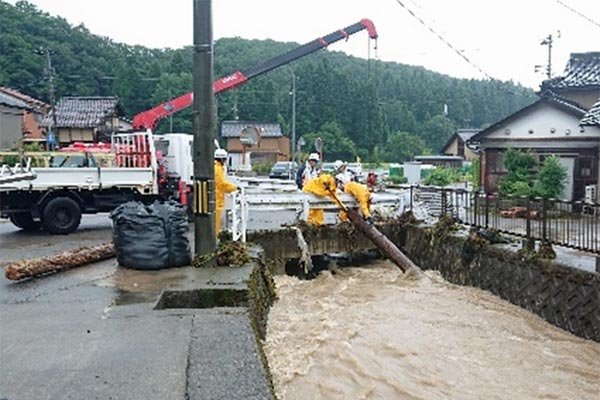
0, 19, 378, 234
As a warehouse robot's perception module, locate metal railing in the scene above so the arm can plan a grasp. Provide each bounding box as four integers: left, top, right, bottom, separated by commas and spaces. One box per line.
0, 158, 36, 185
227, 189, 411, 242
413, 185, 600, 254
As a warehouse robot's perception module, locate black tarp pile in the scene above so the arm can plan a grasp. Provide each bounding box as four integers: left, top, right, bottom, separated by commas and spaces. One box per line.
110, 200, 191, 270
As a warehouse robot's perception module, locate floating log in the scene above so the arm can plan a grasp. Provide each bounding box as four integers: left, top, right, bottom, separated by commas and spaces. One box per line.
324, 186, 420, 275
5, 243, 115, 281
346, 207, 420, 275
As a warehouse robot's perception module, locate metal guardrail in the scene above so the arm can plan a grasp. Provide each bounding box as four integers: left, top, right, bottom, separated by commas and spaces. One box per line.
413, 185, 600, 254
227, 189, 410, 242
0, 158, 36, 185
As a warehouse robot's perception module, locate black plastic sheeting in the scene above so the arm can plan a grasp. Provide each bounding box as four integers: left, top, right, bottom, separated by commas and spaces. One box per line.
110, 200, 191, 270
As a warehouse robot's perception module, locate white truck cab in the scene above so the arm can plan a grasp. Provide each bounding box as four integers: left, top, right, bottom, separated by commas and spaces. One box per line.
155, 134, 224, 185
155, 133, 194, 185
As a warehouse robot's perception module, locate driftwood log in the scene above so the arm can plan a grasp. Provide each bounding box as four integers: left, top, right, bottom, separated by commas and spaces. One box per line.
324, 186, 420, 275
4, 243, 115, 281
346, 208, 420, 274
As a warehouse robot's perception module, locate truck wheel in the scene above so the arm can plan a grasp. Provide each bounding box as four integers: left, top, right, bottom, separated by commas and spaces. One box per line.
9, 212, 41, 231
42, 197, 82, 234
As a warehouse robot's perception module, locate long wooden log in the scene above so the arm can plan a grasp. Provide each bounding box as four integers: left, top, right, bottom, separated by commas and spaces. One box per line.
346, 207, 421, 275
323, 185, 420, 274
4, 243, 115, 281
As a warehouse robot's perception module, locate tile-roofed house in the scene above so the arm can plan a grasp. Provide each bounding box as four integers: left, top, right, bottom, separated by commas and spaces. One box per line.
542, 52, 600, 89
540, 52, 600, 110
220, 121, 290, 170
470, 91, 600, 201
441, 128, 479, 161
45, 97, 121, 128
221, 121, 283, 138
0, 87, 48, 143
0, 87, 50, 149
580, 98, 600, 126
0, 91, 30, 110
43, 96, 130, 144
0, 87, 46, 110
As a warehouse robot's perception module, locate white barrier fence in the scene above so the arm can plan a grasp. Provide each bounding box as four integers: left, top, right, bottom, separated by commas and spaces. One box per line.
227, 187, 410, 242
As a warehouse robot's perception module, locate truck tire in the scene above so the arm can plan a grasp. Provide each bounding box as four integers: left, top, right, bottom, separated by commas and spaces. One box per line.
42, 197, 82, 235
9, 212, 41, 231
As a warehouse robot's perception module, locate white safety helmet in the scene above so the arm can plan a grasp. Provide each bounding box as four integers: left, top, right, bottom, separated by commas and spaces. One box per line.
214, 148, 228, 160
334, 160, 345, 171
308, 152, 320, 162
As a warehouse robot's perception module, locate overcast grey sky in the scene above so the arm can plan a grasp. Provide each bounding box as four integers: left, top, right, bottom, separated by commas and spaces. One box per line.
7, 0, 600, 89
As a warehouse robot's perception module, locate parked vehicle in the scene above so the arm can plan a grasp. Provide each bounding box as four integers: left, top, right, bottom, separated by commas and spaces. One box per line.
322, 161, 364, 182
321, 162, 336, 174
347, 162, 364, 182
269, 161, 298, 179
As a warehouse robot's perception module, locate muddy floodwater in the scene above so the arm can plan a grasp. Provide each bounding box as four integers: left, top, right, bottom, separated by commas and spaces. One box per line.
264, 261, 600, 400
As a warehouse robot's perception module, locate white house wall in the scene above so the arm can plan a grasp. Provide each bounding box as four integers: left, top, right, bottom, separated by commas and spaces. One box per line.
483, 103, 600, 148
0, 104, 23, 150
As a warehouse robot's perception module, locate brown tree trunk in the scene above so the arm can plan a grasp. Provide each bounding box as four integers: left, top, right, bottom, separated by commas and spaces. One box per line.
5, 243, 115, 281
346, 208, 420, 274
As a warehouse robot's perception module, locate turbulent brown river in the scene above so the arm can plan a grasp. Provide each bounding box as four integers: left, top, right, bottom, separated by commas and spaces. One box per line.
263, 261, 600, 400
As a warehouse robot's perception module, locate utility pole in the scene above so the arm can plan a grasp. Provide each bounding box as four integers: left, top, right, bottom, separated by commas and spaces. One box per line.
192, 0, 216, 255
35, 48, 58, 149
541, 32, 559, 79
290, 71, 296, 163
45, 50, 58, 138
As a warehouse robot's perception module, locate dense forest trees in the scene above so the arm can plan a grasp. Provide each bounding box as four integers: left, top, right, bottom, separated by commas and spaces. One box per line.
0, 1, 537, 161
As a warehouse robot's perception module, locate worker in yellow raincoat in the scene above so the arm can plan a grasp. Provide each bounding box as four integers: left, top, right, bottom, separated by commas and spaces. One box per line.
334, 160, 372, 223
302, 174, 337, 225
214, 149, 237, 234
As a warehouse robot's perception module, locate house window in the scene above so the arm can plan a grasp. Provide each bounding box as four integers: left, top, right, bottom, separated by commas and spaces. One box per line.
579, 158, 593, 178
487, 151, 506, 174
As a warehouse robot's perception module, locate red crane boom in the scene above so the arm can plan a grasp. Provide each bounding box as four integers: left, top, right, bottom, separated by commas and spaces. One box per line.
132, 19, 378, 131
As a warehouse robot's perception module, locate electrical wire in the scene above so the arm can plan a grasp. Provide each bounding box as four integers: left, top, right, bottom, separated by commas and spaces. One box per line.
392, 0, 495, 80
553, 0, 600, 30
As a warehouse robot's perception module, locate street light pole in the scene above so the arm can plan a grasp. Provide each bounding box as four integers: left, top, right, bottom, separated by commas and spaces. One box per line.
193, 0, 216, 256
290, 71, 296, 163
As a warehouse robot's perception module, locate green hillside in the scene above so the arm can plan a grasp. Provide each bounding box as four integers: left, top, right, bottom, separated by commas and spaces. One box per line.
0, 1, 537, 161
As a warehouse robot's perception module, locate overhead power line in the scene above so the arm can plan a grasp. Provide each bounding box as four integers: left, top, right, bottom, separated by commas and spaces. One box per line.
392, 0, 494, 81
553, 0, 600, 30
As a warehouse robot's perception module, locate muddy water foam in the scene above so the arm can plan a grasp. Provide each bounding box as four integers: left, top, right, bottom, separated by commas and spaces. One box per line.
263, 261, 600, 400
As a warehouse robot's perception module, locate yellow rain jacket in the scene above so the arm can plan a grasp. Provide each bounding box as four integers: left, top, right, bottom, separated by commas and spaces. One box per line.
302, 175, 337, 225
339, 181, 372, 222
214, 161, 237, 233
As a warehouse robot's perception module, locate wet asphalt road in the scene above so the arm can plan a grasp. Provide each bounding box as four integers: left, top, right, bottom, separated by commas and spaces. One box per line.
0, 215, 272, 400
